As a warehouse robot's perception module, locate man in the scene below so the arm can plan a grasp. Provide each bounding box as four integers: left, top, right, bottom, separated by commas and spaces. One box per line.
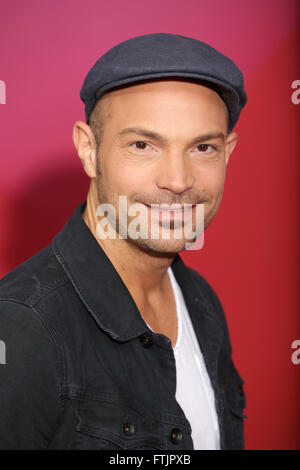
0, 33, 247, 450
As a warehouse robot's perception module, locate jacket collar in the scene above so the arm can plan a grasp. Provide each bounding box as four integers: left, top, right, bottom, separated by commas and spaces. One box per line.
52, 201, 221, 345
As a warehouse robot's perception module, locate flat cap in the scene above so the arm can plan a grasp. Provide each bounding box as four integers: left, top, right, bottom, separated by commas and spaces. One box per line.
80, 32, 247, 133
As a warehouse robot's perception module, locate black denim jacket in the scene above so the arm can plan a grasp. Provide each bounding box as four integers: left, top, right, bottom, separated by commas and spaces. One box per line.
0, 201, 247, 450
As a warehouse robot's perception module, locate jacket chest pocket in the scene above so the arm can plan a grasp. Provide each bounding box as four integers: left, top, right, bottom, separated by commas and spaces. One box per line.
74, 399, 167, 450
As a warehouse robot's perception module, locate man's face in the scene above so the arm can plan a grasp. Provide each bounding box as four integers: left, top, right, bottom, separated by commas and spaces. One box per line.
93, 78, 237, 254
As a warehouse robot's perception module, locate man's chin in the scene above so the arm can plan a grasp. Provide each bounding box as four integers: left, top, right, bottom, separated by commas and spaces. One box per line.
127, 236, 196, 255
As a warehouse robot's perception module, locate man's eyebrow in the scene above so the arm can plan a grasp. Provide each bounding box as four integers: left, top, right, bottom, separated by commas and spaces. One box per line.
116, 127, 226, 144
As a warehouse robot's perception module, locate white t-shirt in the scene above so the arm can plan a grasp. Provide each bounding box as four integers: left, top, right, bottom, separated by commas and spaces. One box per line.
146, 266, 220, 450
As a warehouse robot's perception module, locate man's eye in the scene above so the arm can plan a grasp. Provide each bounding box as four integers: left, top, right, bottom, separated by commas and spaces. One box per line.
196, 144, 216, 153
131, 141, 149, 150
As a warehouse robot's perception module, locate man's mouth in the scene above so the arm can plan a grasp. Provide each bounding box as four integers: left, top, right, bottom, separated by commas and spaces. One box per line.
143, 203, 196, 221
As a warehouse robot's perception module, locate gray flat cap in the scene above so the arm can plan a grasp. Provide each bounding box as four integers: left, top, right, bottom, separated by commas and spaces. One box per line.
80, 32, 247, 133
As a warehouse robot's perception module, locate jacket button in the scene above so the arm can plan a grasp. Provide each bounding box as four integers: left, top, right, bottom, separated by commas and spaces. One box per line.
122, 422, 136, 436
169, 427, 183, 444
139, 333, 153, 348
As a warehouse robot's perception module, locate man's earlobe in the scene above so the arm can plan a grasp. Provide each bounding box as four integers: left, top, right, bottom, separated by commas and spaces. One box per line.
72, 121, 97, 179
225, 131, 238, 165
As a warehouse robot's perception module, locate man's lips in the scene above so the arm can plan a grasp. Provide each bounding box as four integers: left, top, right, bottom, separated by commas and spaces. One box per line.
143, 203, 196, 210
143, 203, 196, 220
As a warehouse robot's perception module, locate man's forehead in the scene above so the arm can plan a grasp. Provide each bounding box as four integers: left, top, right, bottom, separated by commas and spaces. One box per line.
102, 79, 229, 134
102, 78, 229, 129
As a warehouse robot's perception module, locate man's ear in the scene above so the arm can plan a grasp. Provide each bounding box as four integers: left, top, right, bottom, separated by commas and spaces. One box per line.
72, 121, 97, 178
224, 131, 238, 165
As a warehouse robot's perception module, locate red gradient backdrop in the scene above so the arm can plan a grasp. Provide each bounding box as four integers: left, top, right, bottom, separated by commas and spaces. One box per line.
0, 0, 299, 450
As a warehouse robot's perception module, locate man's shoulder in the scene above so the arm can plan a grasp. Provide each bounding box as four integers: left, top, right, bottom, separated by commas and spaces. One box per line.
0, 241, 69, 307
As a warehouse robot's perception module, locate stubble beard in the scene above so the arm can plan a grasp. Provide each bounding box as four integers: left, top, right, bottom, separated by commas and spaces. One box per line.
95, 160, 223, 255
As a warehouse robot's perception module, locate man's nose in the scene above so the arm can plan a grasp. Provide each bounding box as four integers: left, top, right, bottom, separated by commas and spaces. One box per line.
155, 150, 195, 194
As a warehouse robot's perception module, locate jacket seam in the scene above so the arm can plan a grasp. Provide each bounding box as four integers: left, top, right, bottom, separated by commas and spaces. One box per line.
28, 277, 70, 306
31, 303, 67, 408
61, 389, 192, 431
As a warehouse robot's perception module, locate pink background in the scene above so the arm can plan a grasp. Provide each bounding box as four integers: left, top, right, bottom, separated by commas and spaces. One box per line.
0, 0, 299, 450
